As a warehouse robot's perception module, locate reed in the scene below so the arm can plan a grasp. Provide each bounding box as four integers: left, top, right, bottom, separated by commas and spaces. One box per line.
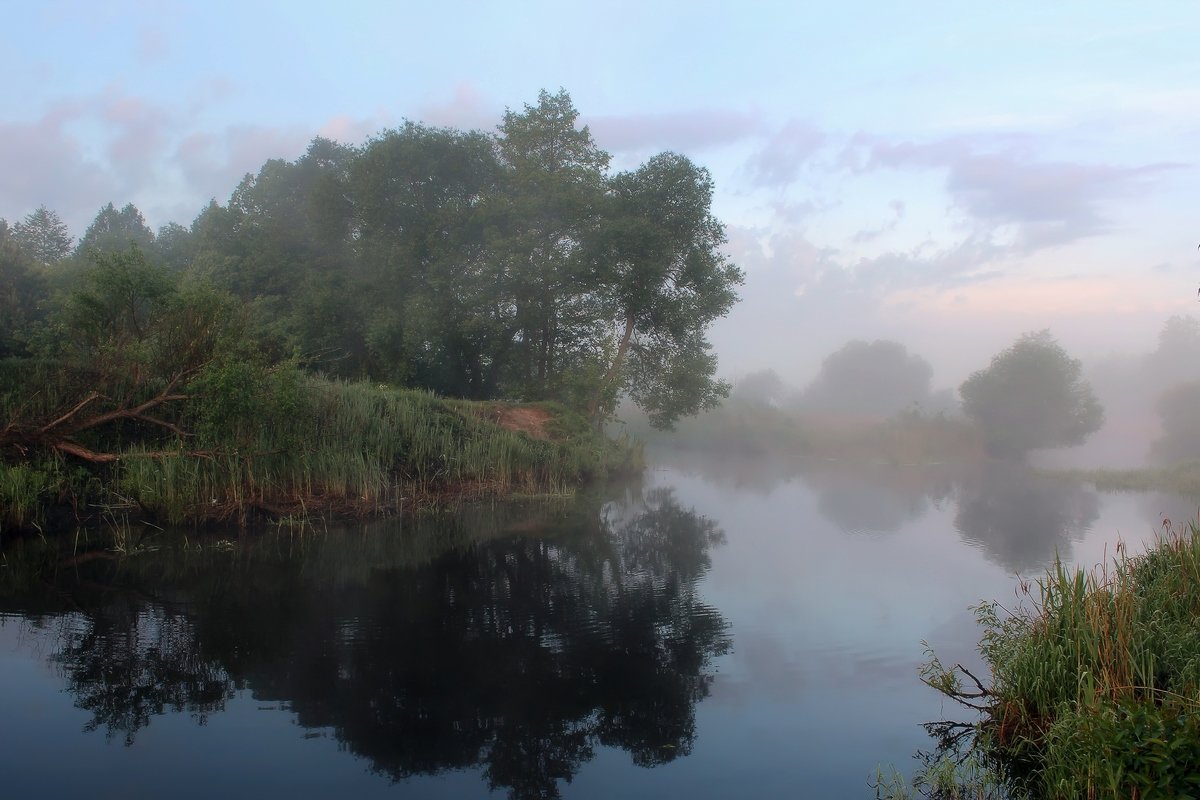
105, 376, 638, 525
922, 521, 1200, 798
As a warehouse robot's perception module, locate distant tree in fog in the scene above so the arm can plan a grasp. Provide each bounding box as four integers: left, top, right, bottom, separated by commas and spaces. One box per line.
960, 331, 1104, 458
732, 369, 793, 406
1150, 381, 1200, 464
799, 339, 933, 417
1145, 315, 1200, 385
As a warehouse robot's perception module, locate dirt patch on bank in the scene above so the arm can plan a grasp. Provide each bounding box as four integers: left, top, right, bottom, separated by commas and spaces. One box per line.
487, 405, 554, 441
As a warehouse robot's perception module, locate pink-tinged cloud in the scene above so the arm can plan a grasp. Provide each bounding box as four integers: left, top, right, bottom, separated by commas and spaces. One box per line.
418, 82, 501, 132
319, 113, 390, 146
884, 273, 1190, 319
851, 200, 906, 244
0, 103, 114, 230
745, 119, 826, 187
587, 108, 763, 155
174, 125, 310, 203
859, 133, 1185, 251
138, 27, 168, 62
100, 92, 174, 190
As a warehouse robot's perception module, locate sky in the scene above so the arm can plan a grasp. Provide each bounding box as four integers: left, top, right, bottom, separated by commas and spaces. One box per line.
2, 0, 1197, 388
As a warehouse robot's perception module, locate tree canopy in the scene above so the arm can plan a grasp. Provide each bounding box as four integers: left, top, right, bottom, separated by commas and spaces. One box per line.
959, 331, 1104, 457
0, 89, 741, 439
800, 339, 933, 417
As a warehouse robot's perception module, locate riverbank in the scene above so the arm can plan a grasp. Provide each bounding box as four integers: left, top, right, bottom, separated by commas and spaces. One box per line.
0, 374, 642, 533
908, 522, 1200, 799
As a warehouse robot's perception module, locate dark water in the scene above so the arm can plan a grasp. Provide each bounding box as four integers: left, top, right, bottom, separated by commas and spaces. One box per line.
1, 458, 1194, 799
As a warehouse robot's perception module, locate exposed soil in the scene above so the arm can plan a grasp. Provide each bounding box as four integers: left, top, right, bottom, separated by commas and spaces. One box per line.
488, 405, 554, 441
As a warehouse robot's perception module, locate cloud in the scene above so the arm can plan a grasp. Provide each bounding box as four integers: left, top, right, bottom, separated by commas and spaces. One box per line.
744, 119, 826, 187
418, 82, 501, 132
851, 199, 905, 244
0, 102, 114, 230
174, 125, 310, 204
319, 113, 389, 146
859, 133, 1183, 251
137, 26, 168, 62
586, 108, 763, 155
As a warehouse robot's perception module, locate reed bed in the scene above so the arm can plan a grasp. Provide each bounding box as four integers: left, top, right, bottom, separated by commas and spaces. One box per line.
921, 522, 1200, 799
2, 374, 639, 530
115, 377, 637, 524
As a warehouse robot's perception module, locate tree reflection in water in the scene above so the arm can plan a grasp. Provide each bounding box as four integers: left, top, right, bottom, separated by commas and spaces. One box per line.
953, 462, 1098, 573
2, 483, 729, 800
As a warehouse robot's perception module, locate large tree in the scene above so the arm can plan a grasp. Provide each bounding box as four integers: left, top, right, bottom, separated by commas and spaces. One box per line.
799, 339, 933, 417
495, 89, 611, 400
349, 123, 504, 391
588, 153, 742, 428
959, 331, 1104, 457
77, 202, 155, 256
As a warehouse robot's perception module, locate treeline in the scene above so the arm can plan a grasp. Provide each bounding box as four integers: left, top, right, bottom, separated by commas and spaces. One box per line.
1, 89, 742, 529
1, 89, 740, 424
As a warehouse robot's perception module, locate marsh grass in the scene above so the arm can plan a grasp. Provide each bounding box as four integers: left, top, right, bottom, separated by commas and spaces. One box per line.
2, 375, 640, 529
1053, 461, 1200, 498
918, 521, 1200, 799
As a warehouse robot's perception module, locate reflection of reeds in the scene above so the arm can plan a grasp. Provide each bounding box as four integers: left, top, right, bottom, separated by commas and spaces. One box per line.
917, 520, 1200, 798
1054, 460, 1200, 497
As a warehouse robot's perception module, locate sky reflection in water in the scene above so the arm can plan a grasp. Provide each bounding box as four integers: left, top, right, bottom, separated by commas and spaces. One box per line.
1, 459, 1191, 799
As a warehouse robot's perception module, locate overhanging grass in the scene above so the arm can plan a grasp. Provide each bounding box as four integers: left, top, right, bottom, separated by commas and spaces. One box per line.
920, 523, 1200, 799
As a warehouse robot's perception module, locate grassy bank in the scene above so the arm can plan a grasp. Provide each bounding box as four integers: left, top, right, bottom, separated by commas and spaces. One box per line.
1051, 460, 1200, 498
909, 523, 1200, 799
617, 398, 984, 465
1, 374, 641, 532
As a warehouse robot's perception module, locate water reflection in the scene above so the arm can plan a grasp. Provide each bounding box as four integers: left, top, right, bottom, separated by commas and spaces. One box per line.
809, 465, 956, 535
1, 484, 728, 800
953, 463, 1099, 573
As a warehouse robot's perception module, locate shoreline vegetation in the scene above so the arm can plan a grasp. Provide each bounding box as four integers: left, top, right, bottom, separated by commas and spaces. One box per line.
0, 373, 642, 534
879, 521, 1200, 800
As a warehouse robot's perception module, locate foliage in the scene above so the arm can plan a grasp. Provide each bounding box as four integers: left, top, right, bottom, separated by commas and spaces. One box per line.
960, 331, 1103, 458
918, 523, 1200, 799
591, 151, 742, 427
0, 223, 48, 357
1149, 381, 1200, 465
801, 339, 933, 417
12, 205, 73, 264
76, 202, 155, 257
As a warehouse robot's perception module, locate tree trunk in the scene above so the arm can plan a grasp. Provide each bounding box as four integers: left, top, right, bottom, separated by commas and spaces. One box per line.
588, 316, 635, 423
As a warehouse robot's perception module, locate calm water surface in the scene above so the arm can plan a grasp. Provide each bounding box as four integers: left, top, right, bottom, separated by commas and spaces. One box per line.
1, 456, 1194, 799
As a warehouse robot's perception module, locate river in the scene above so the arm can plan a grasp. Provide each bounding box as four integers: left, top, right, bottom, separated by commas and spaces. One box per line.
1, 455, 1193, 799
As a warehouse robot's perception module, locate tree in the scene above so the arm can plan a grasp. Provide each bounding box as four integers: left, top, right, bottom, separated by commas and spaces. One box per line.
495, 89, 611, 401
1, 247, 241, 464
959, 331, 1104, 457
349, 123, 505, 390
799, 339, 933, 417
1150, 381, 1200, 465
12, 205, 73, 264
0, 219, 48, 356
588, 152, 742, 427
76, 202, 155, 256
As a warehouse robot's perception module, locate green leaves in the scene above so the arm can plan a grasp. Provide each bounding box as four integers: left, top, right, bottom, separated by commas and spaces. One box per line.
960, 331, 1104, 457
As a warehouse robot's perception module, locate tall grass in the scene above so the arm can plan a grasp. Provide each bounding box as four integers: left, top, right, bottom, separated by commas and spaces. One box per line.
115, 376, 638, 524
921, 522, 1200, 799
